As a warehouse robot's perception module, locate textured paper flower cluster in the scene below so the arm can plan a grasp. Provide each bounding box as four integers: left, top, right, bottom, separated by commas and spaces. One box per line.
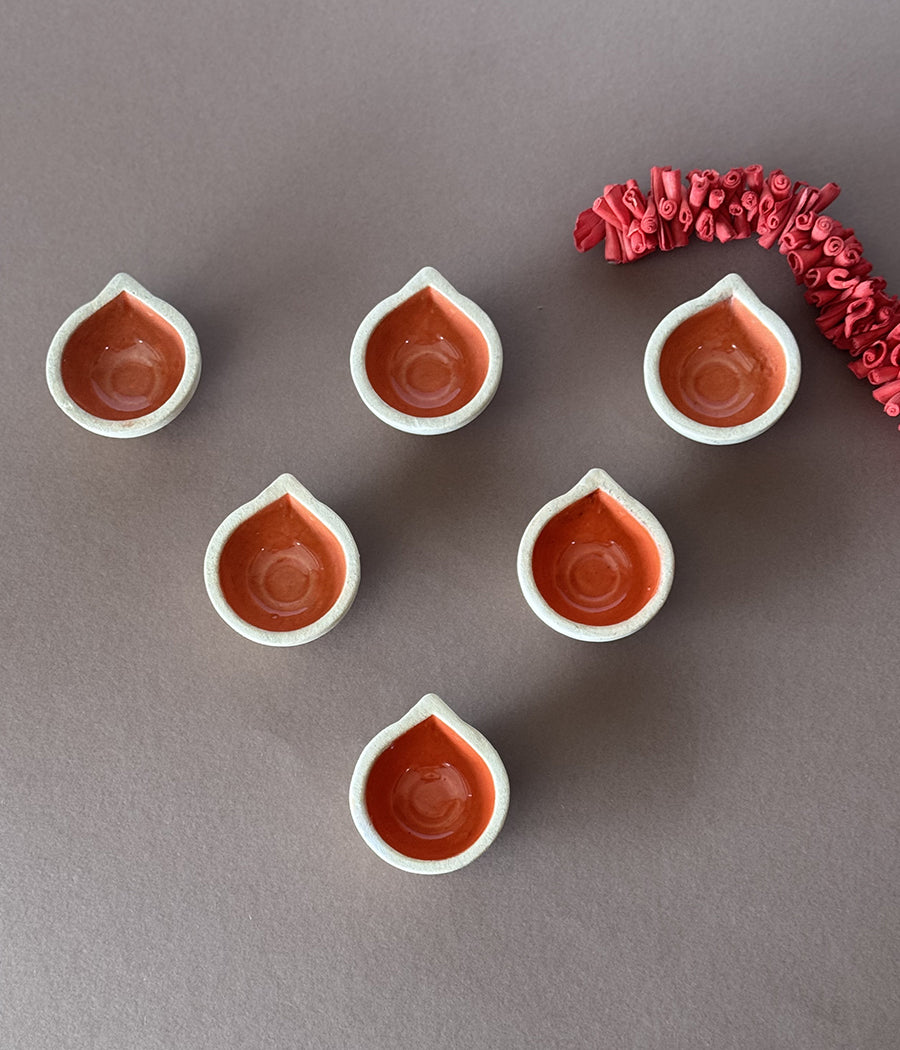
574, 166, 900, 429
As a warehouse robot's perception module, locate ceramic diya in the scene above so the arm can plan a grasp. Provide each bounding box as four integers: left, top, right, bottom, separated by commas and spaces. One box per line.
204, 474, 360, 646
643, 273, 801, 444
518, 469, 674, 641
46, 272, 201, 437
350, 267, 502, 434
349, 693, 509, 874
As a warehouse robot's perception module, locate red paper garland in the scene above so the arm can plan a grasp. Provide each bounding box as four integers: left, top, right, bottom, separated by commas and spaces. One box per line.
574, 167, 900, 430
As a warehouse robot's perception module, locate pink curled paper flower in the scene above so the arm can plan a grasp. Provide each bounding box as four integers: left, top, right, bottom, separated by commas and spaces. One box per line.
792, 211, 816, 234
640, 197, 659, 235
688, 172, 710, 211
723, 167, 745, 192
836, 236, 864, 267
574, 209, 606, 253
758, 198, 796, 249
811, 215, 840, 242
695, 208, 715, 242
768, 169, 793, 200
730, 202, 752, 240
627, 220, 654, 257
658, 197, 678, 221
740, 190, 759, 223
744, 164, 764, 194
882, 393, 900, 417
787, 246, 824, 280
872, 378, 900, 404
677, 189, 693, 238
622, 179, 647, 219
866, 361, 897, 386
714, 213, 737, 243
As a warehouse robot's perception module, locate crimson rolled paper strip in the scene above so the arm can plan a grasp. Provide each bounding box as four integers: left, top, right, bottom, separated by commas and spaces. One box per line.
758, 198, 796, 249
768, 169, 793, 200
574, 209, 606, 253
658, 197, 678, 221
781, 185, 815, 239
695, 208, 715, 242
781, 228, 817, 253
816, 295, 857, 331
825, 269, 860, 292
788, 246, 824, 279
627, 220, 654, 258
623, 179, 647, 219
604, 223, 624, 263
722, 167, 745, 191
676, 188, 693, 242
803, 267, 831, 291
793, 210, 816, 233
593, 192, 627, 232
744, 164, 764, 194
640, 197, 659, 235
688, 173, 710, 210
806, 287, 843, 310
866, 362, 897, 386
731, 204, 751, 240
882, 393, 900, 417
872, 378, 900, 404
849, 359, 874, 379
714, 213, 737, 243
661, 167, 682, 201
809, 182, 841, 213
836, 236, 864, 267
757, 188, 776, 222
811, 215, 840, 242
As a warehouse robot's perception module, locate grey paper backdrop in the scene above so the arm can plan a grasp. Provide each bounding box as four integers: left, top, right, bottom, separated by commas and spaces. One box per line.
2, 2, 899, 1048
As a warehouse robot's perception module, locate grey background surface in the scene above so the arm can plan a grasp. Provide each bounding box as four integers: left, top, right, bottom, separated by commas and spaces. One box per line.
2, 2, 899, 1048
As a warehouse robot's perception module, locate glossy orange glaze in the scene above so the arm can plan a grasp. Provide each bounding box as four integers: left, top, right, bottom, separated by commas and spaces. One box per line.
218, 494, 346, 632
365, 287, 489, 417
365, 715, 495, 861
659, 296, 786, 427
60, 292, 185, 420
532, 490, 661, 627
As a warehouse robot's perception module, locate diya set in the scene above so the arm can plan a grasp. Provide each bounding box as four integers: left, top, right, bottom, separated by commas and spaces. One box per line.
45, 176, 815, 871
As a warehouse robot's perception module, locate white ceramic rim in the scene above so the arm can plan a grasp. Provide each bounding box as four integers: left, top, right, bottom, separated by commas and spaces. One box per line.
45, 272, 202, 438
203, 473, 361, 646
348, 693, 510, 875
517, 468, 675, 642
643, 272, 801, 445
350, 266, 503, 435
